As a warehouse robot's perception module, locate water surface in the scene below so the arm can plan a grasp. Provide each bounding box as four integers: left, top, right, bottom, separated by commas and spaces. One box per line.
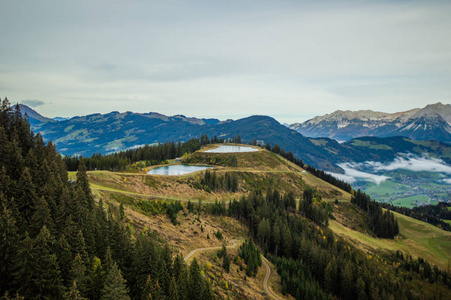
205, 145, 258, 153
147, 165, 213, 176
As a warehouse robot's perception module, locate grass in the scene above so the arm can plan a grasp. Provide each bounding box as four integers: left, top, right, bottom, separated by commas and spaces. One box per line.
392, 195, 429, 208
350, 140, 393, 150
365, 180, 409, 195
329, 210, 451, 270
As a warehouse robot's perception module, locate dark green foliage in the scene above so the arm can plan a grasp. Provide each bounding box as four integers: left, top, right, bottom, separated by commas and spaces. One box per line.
66, 281, 88, 300
225, 188, 450, 299
200, 170, 239, 193
206, 199, 227, 216
238, 240, 261, 277
166, 201, 183, 225
351, 189, 399, 238
381, 201, 451, 231
215, 230, 223, 240
0, 101, 214, 300
101, 262, 130, 300
188, 258, 204, 300
63, 138, 203, 172
305, 165, 352, 193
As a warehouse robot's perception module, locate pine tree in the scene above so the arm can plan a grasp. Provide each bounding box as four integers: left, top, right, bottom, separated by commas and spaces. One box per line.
66, 281, 88, 300
70, 253, 88, 297
271, 223, 280, 257
101, 262, 130, 300
223, 252, 231, 273
173, 254, 188, 300
76, 161, 93, 210
14, 226, 64, 299
168, 277, 178, 300
188, 258, 204, 299
0, 201, 19, 294
30, 196, 54, 237
140, 275, 153, 300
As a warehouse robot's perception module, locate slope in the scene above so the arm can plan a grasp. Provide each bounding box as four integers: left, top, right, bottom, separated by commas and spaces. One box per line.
330, 202, 451, 270
291, 102, 451, 143
83, 144, 449, 272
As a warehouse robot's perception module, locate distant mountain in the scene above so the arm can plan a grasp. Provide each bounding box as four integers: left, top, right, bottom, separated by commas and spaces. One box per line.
18, 104, 56, 125
290, 102, 451, 143
21, 104, 451, 172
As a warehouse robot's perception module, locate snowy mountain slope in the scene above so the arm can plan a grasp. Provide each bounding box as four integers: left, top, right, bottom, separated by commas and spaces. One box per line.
290, 103, 451, 143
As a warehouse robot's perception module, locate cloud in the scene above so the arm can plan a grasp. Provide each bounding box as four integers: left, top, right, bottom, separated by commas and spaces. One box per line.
1, 1, 450, 121
326, 171, 357, 184
329, 153, 451, 186
335, 163, 390, 185
20, 99, 45, 108
365, 154, 451, 174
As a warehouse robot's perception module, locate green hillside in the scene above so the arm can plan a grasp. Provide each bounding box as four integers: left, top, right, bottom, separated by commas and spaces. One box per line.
85, 145, 449, 273
65, 142, 451, 298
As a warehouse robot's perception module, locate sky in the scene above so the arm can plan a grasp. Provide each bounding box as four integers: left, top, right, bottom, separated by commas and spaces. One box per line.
1, 1, 451, 123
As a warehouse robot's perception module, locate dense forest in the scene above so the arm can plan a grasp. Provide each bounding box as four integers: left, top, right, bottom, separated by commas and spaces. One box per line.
351, 190, 399, 239
225, 190, 449, 299
381, 202, 451, 231
63, 134, 243, 172
0, 100, 214, 299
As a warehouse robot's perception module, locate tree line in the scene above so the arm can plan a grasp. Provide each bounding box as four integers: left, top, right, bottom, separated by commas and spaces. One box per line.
304, 165, 353, 193
63, 138, 203, 172
381, 201, 451, 231
0, 99, 214, 299
198, 170, 239, 193
221, 187, 448, 299
351, 189, 399, 239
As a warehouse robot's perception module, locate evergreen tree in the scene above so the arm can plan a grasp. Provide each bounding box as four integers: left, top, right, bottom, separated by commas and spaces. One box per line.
70, 253, 88, 297
188, 258, 204, 299
101, 262, 130, 300
0, 201, 19, 294
66, 281, 88, 300
30, 196, 54, 237
76, 161, 93, 210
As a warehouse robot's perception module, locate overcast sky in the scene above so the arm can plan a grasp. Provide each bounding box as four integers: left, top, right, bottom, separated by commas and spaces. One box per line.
1, 1, 450, 123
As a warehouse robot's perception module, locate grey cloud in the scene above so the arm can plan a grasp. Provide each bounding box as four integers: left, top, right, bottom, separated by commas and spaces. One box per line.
21, 99, 45, 108
0, 1, 450, 122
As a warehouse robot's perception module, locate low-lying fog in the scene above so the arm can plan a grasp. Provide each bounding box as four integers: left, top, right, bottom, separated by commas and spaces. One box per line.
328, 154, 451, 185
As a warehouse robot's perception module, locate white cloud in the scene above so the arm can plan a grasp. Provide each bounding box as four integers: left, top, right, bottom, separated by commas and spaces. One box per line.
329, 154, 451, 185
335, 163, 390, 185
1, 1, 451, 122
366, 154, 451, 174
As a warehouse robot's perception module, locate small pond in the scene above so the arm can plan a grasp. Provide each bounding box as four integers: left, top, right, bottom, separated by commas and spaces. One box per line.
204, 145, 259, 153
147, 165, 213, 176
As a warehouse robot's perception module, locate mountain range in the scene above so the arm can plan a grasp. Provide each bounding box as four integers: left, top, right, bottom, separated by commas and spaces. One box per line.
290, 102, 451, 143
20, 104, 451, 172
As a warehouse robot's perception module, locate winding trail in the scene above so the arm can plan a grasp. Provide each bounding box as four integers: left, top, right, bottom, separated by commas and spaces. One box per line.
261, 255, 281, 300
184, 239, 241, 262
183, 240, 282, 299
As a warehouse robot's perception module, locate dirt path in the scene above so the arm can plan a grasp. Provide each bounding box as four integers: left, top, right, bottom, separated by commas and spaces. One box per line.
261, 256, 282, 300
184, 239, 241, 262
183, 240, 283, 300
